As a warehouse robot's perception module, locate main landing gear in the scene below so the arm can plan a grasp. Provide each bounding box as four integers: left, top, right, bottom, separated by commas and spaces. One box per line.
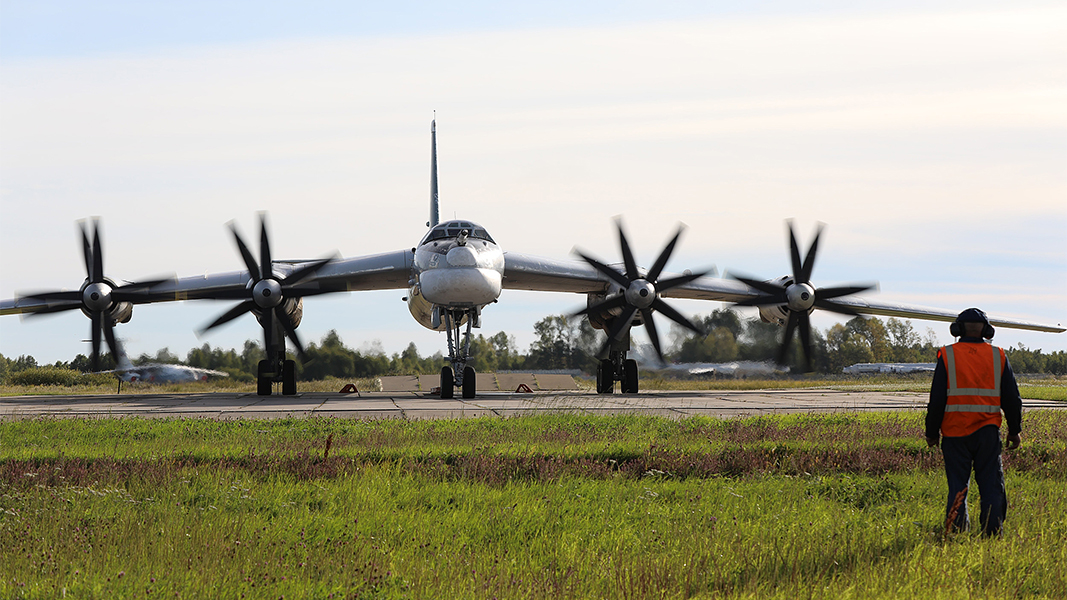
255, 317, 298, 396
438, 306, 480, 399
595, 333, 639, 394
257, 350, 298, 396
596, 353, 639, 394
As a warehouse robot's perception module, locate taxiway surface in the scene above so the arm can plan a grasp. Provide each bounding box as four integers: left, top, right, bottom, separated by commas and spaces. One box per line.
2, 389, 1063, 420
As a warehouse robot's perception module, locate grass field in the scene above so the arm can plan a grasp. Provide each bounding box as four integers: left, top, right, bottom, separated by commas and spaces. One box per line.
2, 412, 1066, 599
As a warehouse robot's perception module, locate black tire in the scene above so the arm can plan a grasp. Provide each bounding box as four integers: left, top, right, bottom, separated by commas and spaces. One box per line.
462, 366, 476, 399
440, 366, 455, 399
622, 358, 639, 394
257, 360, 273, 396
597, 359, 614, 394
282, 360, 297, 395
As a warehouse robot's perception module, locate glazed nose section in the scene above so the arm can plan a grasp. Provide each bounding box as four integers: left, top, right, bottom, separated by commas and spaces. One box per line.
446, 245, 479, 267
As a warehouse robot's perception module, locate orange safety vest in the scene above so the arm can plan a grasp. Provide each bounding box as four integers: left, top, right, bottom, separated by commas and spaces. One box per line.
938, 342, 1005, 437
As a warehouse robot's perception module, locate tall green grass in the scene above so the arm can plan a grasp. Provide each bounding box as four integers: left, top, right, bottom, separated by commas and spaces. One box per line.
2, 413, 1066, 598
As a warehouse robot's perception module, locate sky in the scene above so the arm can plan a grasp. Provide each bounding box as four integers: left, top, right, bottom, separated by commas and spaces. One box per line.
1, 0, 1065, 365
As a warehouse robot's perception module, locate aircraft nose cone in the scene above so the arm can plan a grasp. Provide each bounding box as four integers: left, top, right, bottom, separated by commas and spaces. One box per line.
446, 245, 479, 267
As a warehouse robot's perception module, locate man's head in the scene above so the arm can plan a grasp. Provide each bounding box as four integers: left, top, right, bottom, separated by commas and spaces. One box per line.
950, 307, 995, 339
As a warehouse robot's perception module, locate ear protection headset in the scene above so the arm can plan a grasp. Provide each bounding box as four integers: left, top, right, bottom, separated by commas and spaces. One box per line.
949, 308, 995, 339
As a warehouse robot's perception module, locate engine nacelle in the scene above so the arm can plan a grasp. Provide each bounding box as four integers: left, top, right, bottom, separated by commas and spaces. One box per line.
406, 285, 467, 331
755, 275, 814, 325
110, 301, 133, 324
84, 301, 133, 324
583, 288, 644, 332
758, 305, 789, 326
253, 297, 303, 329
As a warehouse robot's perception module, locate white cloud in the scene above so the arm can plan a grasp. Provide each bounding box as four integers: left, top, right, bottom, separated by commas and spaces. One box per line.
2, 4, 1065, 362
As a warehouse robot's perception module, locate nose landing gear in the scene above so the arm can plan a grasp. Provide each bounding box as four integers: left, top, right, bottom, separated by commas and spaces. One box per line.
440, 307, 479, 399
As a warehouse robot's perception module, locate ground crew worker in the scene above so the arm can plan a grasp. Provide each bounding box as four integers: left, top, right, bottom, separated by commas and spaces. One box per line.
925, 308, 1021, 537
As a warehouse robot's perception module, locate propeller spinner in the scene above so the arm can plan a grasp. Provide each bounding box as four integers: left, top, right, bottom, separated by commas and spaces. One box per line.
730, 220, 876, 370
574, 219, 709, 363
23, 218, 168, 371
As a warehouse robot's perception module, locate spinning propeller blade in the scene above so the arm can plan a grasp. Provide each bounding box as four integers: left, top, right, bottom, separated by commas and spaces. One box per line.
730, 220, 876, 371
574, 219, 709, 364
23, 219, 169, 371
199, 214, 335, 361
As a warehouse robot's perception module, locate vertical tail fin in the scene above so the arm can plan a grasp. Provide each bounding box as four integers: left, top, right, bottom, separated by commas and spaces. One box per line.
429, 119, 440, 227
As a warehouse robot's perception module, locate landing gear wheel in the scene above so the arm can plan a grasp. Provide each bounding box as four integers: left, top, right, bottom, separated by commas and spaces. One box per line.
462, 366, 476, 399
621, 359, 639, 394
440, 366, 455, 399
257, 360, 273, 396
282, 359, 297, 395
597, 359, 615, 394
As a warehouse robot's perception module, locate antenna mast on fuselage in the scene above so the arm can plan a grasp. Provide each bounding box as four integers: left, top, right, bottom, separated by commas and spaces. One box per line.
429, 117, 440, 227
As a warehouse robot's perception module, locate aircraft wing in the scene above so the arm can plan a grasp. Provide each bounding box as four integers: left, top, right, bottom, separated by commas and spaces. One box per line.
504, 251, 767, 302
502, 252, 608, 293
501, 251, 1064, 334
257, 249, 414, 294
150, 249, 414, 301
0, 249, 415, 316
671, 282, 1063, 333
818, 297, 1064, 333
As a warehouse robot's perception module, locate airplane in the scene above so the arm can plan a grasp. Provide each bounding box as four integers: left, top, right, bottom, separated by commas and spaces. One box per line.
2, 120, 1064, 397
104, 362, 230, 384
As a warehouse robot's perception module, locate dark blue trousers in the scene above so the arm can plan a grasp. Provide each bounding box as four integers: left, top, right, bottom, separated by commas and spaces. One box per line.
942, 425, 1007, 536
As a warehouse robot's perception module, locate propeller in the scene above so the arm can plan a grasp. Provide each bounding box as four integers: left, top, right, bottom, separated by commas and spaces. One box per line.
729, 220, 876, 370
22, 218, 168, 371
573, 219, 709, 363
198, 214, 334, 360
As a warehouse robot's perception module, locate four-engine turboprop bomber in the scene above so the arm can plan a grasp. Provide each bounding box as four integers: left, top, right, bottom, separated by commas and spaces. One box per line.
2, 120, 1064, 397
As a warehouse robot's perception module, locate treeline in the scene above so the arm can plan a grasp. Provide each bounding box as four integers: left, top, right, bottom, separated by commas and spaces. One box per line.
673, 310, 1067, 375
2, 312, 1065, 383
671, 309, 1067, 375
673, 310, 944, 373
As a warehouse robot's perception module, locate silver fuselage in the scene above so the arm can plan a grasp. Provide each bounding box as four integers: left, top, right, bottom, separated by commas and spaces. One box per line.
408, 220, 504, 329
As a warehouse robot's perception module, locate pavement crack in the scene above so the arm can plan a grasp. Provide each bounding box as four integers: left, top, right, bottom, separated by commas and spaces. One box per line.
466, 399, 502, 417
390, 397, 408, 420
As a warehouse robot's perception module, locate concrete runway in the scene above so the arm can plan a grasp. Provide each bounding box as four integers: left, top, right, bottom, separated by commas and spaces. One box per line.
2, 389, 1064, 420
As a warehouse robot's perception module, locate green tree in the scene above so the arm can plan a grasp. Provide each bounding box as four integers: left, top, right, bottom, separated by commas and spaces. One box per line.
738, 318, 782, 363
302, 330, 358, 380
488, 331, 520, 370
676, 328, 739, 363
826, 323, 874, 373
467, 335, 498, 373
1045, 351, 1067, 375
1005, 344, 1047, 375
526, 315, 596, 371
846, 317, 891, 363
528, 315, 576, 369
240, 340, 265, 374
12, 355, 38, 371
393, 342, 424, 374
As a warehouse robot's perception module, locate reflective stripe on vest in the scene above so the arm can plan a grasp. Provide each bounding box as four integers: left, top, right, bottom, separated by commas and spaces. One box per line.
940, 343, 1003, 436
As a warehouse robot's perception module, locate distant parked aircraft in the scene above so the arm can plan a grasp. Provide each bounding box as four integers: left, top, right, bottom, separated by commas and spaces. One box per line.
842, 363, 936, 375
100, 354, 229, 383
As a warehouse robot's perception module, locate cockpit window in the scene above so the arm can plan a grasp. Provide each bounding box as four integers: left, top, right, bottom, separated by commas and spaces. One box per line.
420, 222, 495, 245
